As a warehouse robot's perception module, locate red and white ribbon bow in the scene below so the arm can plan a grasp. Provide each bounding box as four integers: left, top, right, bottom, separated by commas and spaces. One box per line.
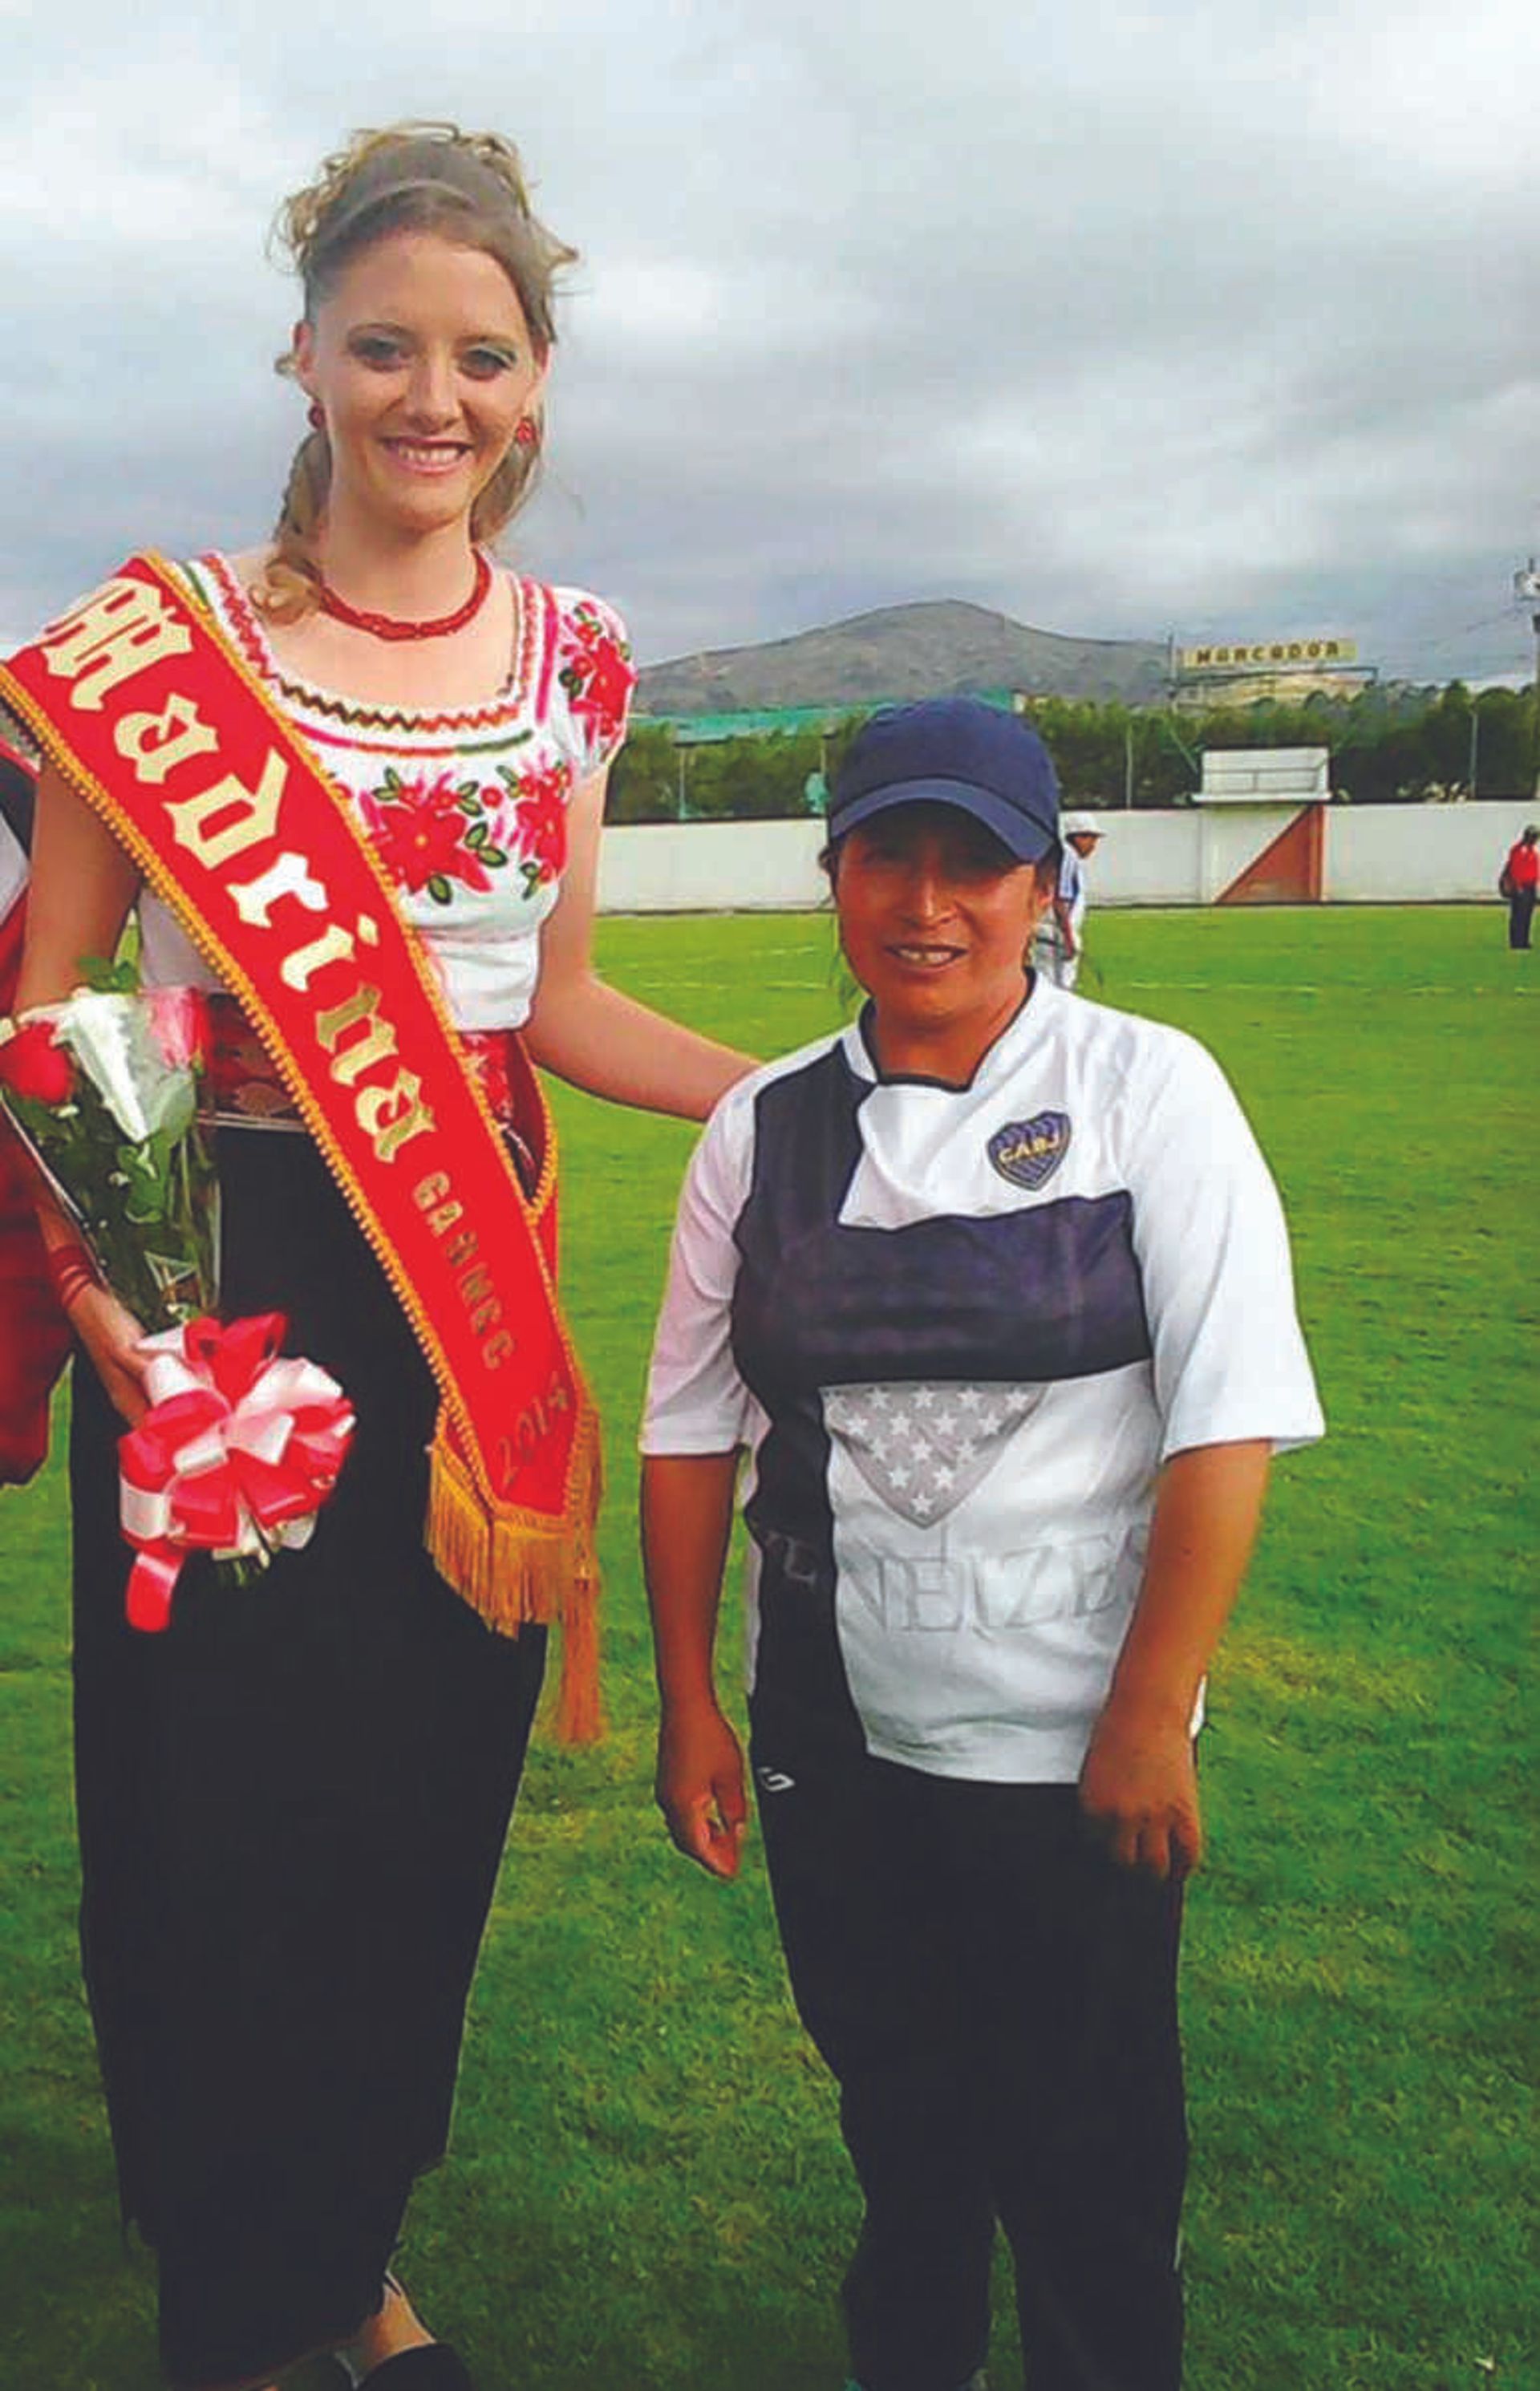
118, 1312, 355, 1632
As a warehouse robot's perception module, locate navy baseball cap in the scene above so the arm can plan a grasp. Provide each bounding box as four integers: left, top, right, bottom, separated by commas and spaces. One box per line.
829, 698, 1060, 863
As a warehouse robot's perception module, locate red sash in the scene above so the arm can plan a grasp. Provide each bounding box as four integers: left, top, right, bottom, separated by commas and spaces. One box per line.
0, 556, 602, 1737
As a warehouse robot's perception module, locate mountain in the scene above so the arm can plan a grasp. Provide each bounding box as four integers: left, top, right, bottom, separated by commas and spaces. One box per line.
634, 599, 1170, 715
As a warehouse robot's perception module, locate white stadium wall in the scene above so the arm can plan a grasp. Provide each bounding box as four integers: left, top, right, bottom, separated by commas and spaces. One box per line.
596, 801, 1536, 914
597, 819, 829, 913
1322, 800, 1534, 903
1072, 813, 1203, 906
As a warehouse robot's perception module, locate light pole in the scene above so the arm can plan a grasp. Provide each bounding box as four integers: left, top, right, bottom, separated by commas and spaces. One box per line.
1467, 699, 1479, 800
1514, 561, 1540, 796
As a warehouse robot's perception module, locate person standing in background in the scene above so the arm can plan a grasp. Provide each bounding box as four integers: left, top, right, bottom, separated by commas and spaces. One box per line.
1031, 808, 1104, 988
1499, 824, 1538, 949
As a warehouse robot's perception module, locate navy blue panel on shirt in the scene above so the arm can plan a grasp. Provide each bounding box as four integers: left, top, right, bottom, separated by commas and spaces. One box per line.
747, 1526, 868, 1768
732, 1040, 1155, 1761
731, 1044, 1153, 1411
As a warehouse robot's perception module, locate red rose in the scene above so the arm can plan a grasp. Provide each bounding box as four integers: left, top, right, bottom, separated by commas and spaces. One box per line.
147, 987, 208, 1073
0, 1019, 75, 1106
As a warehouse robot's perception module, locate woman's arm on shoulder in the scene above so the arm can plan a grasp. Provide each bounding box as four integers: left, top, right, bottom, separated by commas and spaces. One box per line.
523, 764, 756, 1121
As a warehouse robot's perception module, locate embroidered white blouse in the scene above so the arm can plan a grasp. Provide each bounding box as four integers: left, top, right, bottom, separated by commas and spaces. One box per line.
135, 554, 634, 1031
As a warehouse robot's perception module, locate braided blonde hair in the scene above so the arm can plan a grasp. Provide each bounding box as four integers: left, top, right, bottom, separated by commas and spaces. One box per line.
256, 121, 578, 623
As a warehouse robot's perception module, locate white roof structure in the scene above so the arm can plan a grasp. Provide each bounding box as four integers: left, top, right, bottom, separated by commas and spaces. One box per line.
1195, 748, 1331, 804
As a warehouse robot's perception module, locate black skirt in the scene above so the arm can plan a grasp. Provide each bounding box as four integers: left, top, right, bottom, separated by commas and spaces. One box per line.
70, 1126, 547, 2388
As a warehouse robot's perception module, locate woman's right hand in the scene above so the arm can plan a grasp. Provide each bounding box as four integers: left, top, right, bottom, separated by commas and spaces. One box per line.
68, 1283, 154, 1427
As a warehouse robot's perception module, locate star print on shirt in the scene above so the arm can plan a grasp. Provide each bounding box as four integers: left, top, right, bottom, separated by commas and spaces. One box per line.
823, 1382, 1045, 1528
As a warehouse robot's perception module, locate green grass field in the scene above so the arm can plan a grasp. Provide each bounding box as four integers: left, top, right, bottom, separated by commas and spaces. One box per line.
2, 905, 1534, 2391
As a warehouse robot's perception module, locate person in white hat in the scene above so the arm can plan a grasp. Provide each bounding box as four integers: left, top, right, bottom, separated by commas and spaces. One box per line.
1032, 808, 1104, 990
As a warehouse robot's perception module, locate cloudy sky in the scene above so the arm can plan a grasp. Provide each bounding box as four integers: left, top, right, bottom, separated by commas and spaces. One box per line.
3, 0, 1538, 684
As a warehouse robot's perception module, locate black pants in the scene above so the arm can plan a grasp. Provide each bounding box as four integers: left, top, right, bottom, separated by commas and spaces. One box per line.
752, 1730, 1187, 2391
1507, 888, 1535, 948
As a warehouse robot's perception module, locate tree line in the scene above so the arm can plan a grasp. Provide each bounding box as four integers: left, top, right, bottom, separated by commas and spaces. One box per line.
606, 680, 1538, 823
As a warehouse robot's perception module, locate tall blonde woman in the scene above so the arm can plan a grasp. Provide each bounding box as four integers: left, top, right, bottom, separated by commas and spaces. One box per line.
6, 124, 749, 2391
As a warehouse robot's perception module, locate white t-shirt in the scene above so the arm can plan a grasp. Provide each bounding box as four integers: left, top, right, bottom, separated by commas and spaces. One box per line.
642, 982, 1323, 1784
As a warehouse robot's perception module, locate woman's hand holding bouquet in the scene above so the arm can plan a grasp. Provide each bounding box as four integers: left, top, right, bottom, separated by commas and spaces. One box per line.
65, 1279, 156, 1428
0, 967, 353, 1625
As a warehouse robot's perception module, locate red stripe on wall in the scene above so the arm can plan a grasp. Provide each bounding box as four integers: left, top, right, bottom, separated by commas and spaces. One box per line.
1217, 803, 1324, 904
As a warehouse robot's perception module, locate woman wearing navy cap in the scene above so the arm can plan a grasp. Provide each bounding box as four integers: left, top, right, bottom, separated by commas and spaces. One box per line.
641, 698, 1323, 2391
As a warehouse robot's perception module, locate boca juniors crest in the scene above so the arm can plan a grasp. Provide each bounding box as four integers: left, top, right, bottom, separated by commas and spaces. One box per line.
987, 1110, 1071, 1192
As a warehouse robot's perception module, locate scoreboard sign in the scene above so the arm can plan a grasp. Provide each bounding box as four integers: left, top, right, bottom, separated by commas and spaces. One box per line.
1179, 637, 1357, 671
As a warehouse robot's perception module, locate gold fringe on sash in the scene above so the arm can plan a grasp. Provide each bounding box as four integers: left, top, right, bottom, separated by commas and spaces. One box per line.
426, 1412, 605, 1744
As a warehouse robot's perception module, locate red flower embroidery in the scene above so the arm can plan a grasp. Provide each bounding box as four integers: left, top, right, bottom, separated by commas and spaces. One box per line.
361, 770, 506, 905
502, 759, 573, 885
559, 603, 635, 761
0, 1019, 75, 1106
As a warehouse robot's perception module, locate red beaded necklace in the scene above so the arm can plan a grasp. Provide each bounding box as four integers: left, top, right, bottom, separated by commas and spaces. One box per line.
316, 549, 493, 642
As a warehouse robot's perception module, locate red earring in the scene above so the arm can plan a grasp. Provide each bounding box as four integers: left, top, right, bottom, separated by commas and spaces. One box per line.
513, 417, 539, 449
308, 402, 326, 432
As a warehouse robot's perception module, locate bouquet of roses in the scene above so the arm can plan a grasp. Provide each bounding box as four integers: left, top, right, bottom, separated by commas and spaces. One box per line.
0, 973, 219, 1328
0, 967, 354, 1629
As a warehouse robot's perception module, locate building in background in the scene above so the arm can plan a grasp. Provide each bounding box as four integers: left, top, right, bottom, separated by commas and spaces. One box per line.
1170, 634, 1374, 709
